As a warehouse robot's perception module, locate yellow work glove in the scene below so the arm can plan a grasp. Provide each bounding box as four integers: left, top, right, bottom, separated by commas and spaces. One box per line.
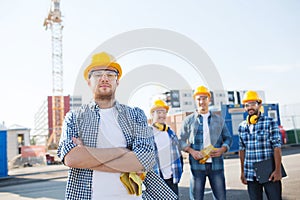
129, 172, 143, 196
120, 172, 146, 196
199, 144, 217, 164
153, 122, 168, 131
120, 172, 135, 195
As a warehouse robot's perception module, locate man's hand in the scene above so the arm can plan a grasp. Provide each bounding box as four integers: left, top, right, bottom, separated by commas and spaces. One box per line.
189, 148, 203, 160
240, 172, 247, 185
72, 137, 84, 146
269, 170, 282, 182
210, 146, 227, 158
210, 148, 222, 158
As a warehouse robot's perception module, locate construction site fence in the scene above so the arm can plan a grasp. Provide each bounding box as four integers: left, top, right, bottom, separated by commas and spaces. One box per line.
281, 115, 300, 145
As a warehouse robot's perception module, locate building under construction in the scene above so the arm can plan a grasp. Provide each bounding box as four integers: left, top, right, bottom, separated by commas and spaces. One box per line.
32, 96, 82, 147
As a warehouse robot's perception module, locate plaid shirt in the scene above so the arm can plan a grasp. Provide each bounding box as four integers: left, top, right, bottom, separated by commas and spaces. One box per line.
152, 126, 183, 184
179, 111, 232, 171
238, 115, 282, 181
57, 101, 158, 200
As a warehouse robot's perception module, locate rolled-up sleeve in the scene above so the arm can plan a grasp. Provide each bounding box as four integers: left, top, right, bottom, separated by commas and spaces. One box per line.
221, 123, 232, 151
270, 119, 282, 148
57, 112, 78, 164
131, 107, 156, 171
179, 117, 191, 151
238, 125, 246, 151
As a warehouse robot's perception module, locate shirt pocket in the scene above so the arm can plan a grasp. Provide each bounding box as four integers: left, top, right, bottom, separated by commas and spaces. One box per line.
256, 130, 268, 143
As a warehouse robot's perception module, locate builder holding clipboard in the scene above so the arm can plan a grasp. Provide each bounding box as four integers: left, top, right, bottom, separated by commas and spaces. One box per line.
238, 90, 284, 200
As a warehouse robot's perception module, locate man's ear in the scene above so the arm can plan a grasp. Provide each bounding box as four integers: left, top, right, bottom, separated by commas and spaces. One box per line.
208, 96, 212, 105
87, 79, 91, 87
150, 112, 154, 119
116, 79, 119, 86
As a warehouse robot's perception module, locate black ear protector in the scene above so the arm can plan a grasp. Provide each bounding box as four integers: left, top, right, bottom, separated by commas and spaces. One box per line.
153, 122, 168, 131
247, 115, 259, 124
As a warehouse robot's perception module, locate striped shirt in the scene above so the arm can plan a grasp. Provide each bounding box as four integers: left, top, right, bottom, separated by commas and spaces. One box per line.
238, 115, 282, 181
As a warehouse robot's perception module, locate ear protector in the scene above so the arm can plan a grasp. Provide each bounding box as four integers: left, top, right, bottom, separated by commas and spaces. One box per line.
153, 122, 168, 131
247, 115, 259, 124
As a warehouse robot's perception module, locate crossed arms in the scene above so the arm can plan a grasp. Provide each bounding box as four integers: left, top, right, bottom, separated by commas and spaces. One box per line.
58, 107, 156, 173
64, 137, 144, 173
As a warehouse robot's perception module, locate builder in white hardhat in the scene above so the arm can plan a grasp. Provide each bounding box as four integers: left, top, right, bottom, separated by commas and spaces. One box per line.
239, 90, 283, 200
179, 85, 232, 200
58, 52, 177, 199
149, 99, 183, 196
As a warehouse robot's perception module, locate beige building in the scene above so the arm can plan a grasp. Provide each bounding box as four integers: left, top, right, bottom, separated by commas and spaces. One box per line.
7, 124, 30, 161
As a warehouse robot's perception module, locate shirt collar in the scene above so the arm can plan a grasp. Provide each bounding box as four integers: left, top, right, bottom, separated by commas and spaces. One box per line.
196, 111, 211, 118
88, 100, 121, 111
200, 112, 210, 118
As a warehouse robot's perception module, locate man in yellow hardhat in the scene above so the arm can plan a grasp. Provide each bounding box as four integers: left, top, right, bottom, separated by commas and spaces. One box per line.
179, 85, 232, 200
149, 99, 183, 196
238, 90, 283, 200
57, 52, 177, 199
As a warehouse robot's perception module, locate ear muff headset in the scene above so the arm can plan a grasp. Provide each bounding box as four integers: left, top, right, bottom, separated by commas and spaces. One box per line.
247, 115, 259, 124
153, 122, 168, 131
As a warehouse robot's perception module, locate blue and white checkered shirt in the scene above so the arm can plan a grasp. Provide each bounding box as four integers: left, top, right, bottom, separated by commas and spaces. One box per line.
57, 101, 157, 200
238, 115, 282, 181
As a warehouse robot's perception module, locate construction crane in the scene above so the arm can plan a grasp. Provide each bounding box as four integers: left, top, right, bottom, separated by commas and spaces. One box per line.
43, 0, 64, 149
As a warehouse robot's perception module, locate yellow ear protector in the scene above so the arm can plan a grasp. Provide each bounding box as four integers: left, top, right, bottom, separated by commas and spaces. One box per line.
247, 115, 259, 124
153, 122, 168, 131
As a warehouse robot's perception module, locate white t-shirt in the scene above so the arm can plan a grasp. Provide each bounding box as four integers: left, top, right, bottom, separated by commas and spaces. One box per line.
201, 112, 212, 163
249, 124, 254, 133
92, 107, 141, 200
153, 128, 172, 180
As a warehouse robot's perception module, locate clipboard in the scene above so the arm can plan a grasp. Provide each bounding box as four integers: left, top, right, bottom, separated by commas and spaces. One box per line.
253, 158, 287, 184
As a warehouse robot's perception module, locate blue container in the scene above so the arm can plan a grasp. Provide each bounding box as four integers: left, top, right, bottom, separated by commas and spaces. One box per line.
0, 130, 8, 177
221, 104, 245, 153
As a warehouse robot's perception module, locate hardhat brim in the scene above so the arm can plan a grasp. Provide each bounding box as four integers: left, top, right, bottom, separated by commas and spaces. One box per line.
193, 92, 211, 98
150, 106, 169, 114
242, 98, 262, 104
84, 62, 122, 80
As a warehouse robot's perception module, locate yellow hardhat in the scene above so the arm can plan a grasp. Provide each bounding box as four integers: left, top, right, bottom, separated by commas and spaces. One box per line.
193, 85, 211, 98
150, 99, 169, 113
83, 52, 122, 80
242, 90, 262, 104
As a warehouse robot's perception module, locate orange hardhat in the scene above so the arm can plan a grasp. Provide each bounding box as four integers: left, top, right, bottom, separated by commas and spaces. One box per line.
193, 85, 211, 98
83, 52, 122, 80
150, 99, 169, 113
242, 90, 262, 104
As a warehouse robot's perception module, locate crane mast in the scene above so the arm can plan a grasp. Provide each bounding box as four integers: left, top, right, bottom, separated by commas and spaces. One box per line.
44, 0, 64, 149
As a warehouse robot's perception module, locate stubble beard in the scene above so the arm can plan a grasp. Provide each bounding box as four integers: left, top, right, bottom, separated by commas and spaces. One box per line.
198, 105, 208, 114
248, 109, 258, 116
94, 92, 115, 101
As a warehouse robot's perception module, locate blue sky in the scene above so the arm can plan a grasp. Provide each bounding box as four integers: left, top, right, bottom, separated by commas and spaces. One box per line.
0, 0, 299, 128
